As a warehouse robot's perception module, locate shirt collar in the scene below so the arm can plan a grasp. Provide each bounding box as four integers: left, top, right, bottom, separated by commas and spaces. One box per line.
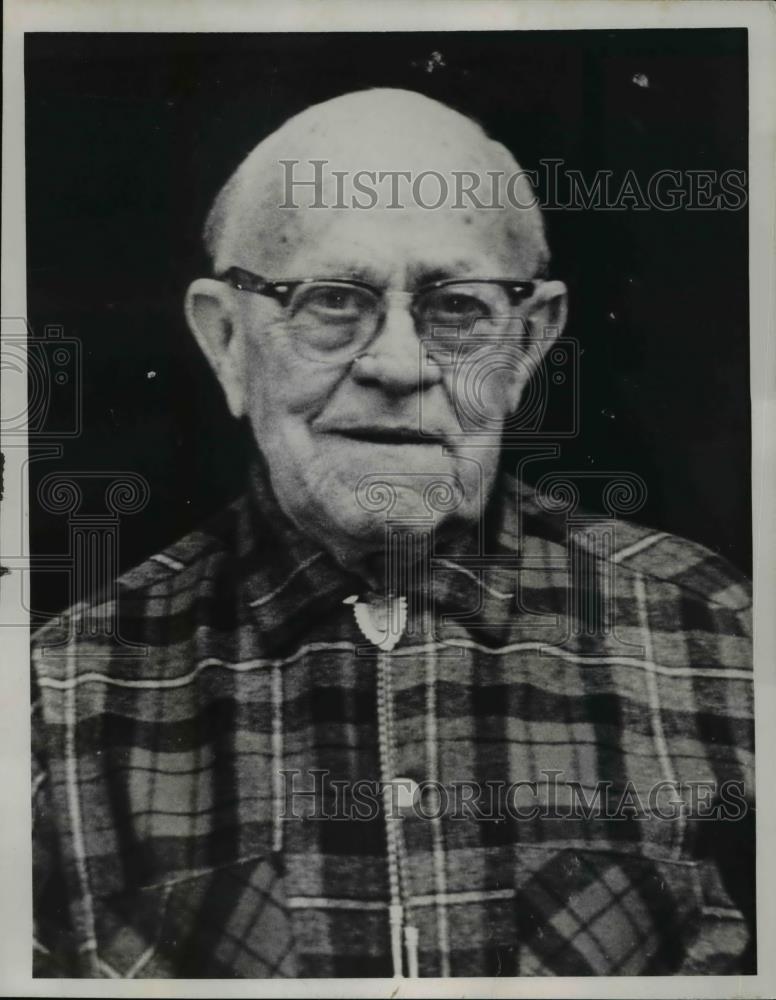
235, 452, 549, 653
235, 454, 363, 651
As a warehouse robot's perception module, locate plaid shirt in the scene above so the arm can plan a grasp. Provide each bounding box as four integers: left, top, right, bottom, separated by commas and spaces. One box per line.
32, 464, 755, 978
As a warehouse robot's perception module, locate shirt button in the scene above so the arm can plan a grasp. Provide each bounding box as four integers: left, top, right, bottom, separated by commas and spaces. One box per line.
386, 777, 420, 811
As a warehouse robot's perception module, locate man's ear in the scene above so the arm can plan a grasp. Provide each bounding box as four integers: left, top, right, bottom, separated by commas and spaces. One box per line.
506, 279, 568, 413
524, 279, 568, 349
184, 278, 246, 419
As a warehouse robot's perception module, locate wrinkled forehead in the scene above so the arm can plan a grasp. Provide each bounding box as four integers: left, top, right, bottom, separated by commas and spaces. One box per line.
209, 90, 547, 277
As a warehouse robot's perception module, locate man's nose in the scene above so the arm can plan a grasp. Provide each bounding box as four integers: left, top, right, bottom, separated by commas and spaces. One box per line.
351, 297, 442, 394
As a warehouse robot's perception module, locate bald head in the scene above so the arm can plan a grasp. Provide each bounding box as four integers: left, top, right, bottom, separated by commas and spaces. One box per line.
203, 88, 550, 277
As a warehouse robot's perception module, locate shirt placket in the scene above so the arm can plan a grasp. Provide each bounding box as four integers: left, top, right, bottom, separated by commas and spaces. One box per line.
374, 631, 453, 978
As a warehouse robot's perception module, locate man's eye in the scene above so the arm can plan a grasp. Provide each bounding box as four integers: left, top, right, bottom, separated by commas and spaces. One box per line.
442, 294, 477, 313
314, 289, 353, 310
297, 285, 367, 319
427, 292, 490, 321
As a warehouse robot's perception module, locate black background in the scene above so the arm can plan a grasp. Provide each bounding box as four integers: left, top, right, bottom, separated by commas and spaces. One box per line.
25, 30, 750, 618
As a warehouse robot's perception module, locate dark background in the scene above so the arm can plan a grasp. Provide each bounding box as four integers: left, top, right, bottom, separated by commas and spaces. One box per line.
25, 30, 750, 618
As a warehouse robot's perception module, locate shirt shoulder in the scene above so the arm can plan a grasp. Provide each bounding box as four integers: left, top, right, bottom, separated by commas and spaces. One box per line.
511, 475, 751, 613
605, 524, 751, 613
31, 497, 249, 684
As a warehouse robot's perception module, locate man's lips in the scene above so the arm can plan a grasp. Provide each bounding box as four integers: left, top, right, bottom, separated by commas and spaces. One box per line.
317, 425, 449, 445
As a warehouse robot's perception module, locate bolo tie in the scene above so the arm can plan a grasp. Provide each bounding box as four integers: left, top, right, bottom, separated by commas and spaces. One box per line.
343, 592, 420, 977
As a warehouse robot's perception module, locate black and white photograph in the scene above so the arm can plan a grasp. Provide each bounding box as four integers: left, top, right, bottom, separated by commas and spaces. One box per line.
2, 1, 775, 995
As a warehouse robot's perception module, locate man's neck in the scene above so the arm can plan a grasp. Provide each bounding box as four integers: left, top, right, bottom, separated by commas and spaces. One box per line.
247, 451, 497, 596
307, 514, 481, 596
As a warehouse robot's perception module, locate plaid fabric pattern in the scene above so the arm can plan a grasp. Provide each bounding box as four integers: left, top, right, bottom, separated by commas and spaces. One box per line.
32, 464, 755, 978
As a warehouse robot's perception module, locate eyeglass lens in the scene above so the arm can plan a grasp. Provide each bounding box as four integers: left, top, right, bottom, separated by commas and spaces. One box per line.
284, 281, 520, 362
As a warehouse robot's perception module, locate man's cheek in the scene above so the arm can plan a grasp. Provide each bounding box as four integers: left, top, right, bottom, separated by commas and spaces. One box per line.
481, 356, 528, 417
452, 375, 518, 431
446, 349, 525, 425
246, 347, 339, 419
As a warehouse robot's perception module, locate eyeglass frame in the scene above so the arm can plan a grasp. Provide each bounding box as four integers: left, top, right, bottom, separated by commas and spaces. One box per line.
214, 265, 547, 359
216, 266, 543, 309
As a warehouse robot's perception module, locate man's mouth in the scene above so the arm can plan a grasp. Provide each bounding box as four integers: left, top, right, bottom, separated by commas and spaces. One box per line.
325, 427, 447, 445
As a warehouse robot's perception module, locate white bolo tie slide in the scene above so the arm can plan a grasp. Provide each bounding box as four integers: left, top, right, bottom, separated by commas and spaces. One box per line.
343, 593, 407, 652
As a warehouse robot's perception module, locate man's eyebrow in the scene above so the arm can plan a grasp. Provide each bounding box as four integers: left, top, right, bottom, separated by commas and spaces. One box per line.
414, 265, 472, 284
411, 260, 502, 286
295, 260, 491, 286
301, 263, 383, 283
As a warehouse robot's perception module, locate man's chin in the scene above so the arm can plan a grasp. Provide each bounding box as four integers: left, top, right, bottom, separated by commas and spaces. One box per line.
319, 485, 461, 545
273, 450, 474, 563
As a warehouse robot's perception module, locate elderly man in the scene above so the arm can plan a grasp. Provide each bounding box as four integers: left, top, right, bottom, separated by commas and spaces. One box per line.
32, 89, 753, 979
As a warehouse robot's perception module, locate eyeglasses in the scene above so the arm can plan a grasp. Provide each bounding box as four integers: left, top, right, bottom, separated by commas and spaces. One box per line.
217, 265, 543, 363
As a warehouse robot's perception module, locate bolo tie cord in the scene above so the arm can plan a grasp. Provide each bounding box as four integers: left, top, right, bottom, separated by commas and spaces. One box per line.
347, 592, 419, 978
376, 650, 419, 979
